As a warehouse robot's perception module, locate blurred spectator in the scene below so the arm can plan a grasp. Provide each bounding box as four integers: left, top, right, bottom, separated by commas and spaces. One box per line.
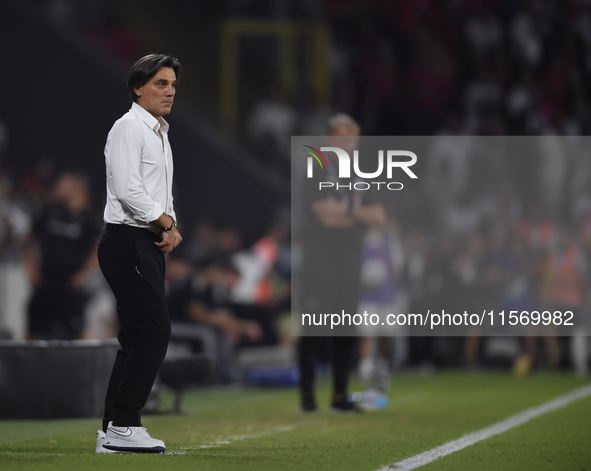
543, 228, 587, 314
24, 172, 101, 340
465, 5, 503, 59
424, 123, 473, 211
518, 200, 556, 250
402, 228, 434, 367
538, 134, 570, 217
463, 64, 503, 132
0, 123, 32, 339
231, 223, 282, 305
500, 236, 538, 374
539, 227, 588, 369
167, 256, 263, 346
166, 255, 265, 381
184, 216, 223, 266
510, 5, 544, 69
357, 221, 406, 386
0, 177, 31, 264
451, 231, 501, 365
247, 88, 296, 173
228, 223, 288, 347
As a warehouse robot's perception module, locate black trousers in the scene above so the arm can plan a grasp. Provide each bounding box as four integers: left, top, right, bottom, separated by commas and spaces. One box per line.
298, 243, 361, 402
298, 336, 357, 401
97, 224, 171, 429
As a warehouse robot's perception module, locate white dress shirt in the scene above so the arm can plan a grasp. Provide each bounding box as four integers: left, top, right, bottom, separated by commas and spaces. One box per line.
103, 102, 176, 233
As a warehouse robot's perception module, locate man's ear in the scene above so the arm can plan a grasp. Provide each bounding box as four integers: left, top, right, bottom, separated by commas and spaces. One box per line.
134, 86, 142, 100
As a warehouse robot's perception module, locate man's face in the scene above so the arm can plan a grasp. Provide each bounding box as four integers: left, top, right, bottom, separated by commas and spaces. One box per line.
135, 67, 177, 119
54, 174, 84, 204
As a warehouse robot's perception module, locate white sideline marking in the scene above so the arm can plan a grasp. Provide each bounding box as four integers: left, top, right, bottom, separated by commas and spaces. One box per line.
167, 392, 424, 455
376, 383, 591, 471
167, 425, 296, 455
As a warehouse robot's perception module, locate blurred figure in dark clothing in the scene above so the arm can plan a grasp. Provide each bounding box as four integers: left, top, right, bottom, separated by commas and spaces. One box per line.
166, 256, 263, 346
183, 216, 221, 266
451, 230, 501, 366
166, 254, 268, 383
24, 172, 101, 339
297, 114, 385, 412
540, 227, 588, 369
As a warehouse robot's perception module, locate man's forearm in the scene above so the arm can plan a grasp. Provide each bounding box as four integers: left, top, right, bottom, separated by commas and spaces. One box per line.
320, 213, 357, 228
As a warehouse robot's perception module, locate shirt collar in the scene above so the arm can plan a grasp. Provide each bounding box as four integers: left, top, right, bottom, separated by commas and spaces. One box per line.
131, 102, 169, 134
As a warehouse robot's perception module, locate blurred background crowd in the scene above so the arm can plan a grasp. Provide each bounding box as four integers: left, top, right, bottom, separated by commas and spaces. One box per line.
0, 0, 590, 380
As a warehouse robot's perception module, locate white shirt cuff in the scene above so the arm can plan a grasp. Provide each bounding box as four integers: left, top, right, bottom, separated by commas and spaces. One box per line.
137, 203, 164, 224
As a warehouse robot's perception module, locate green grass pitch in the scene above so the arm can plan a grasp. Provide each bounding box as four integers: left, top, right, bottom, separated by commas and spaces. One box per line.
0, 371, 589, 471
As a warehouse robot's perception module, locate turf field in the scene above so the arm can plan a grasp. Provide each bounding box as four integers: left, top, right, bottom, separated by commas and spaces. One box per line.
1, 371, 590, 471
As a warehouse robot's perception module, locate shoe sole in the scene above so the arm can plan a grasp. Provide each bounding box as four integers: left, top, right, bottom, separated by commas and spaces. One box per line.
103, 445, 165, 453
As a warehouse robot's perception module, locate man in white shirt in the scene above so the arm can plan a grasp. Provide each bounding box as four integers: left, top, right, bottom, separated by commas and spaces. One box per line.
96, 54, 183, 454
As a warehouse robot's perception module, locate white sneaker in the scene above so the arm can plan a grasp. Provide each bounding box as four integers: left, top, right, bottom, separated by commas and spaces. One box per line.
103, 421, 166, 453
96, 430, 118, 454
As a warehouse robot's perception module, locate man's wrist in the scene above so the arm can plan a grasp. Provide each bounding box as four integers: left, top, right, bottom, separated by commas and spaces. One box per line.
160, 215, 177, 233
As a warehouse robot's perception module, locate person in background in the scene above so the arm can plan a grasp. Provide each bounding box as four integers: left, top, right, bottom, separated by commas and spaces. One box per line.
167, 256, 263, 346
0, 126, 32, 339
541, 227, 588, 369
24, 172, 100, 340
166, 255, 264, 383
298, 113, 385, 412
357, 220, 406, 389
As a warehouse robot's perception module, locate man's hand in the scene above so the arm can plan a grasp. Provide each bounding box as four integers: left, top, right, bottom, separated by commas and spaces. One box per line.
154, 226, 182, 254
312, 196, 348, 219
311, 196, 355, 227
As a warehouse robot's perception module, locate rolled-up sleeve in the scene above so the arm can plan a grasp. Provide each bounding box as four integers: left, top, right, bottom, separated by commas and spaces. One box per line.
106, 119, 164, 223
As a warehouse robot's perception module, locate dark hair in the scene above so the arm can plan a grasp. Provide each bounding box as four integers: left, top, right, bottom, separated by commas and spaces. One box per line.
127, 54, 181, 102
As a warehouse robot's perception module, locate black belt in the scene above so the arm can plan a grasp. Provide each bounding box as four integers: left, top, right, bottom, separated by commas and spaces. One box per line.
105, 223, 161, 238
